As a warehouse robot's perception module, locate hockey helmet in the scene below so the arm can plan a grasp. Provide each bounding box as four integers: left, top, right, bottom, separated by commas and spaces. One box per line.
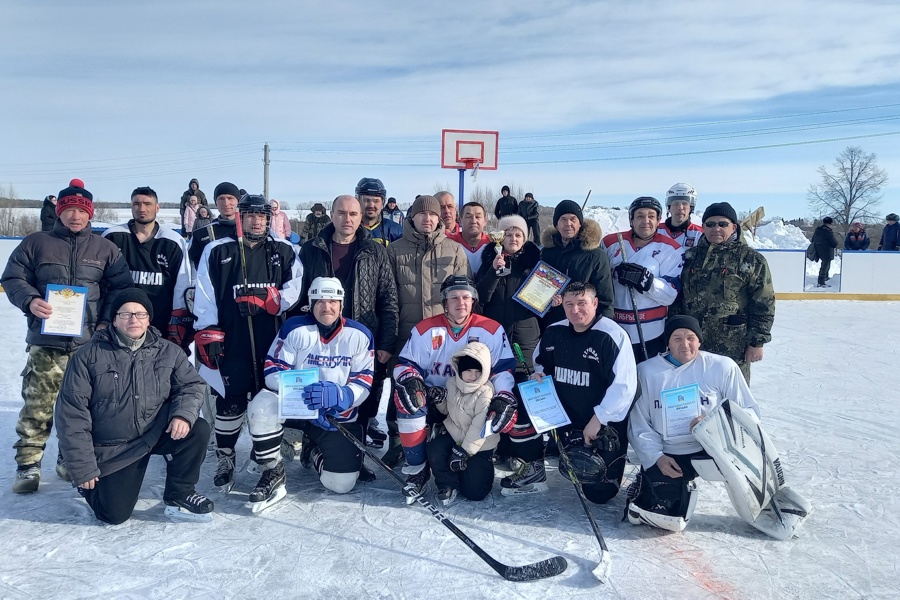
665, 183, 697, 210
566, 445, 608, 480
629, 196, 662, 220
237, 194, 272, 241
308, 277, 345, 303
440, 275, 478, 302
355, 177, 386, 200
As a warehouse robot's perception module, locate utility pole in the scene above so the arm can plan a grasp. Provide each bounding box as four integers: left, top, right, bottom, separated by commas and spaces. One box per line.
263, 143, 270, 200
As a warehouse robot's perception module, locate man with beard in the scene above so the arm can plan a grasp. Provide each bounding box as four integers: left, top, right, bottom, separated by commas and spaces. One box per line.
188, 182, 241, 269
356, 177, 402, 246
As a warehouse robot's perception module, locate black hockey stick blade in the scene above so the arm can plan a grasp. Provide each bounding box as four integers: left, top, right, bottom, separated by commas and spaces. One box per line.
327, 415, 568, 581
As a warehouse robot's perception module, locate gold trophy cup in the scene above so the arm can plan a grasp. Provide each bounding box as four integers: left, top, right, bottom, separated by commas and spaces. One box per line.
489, 230, 510, 276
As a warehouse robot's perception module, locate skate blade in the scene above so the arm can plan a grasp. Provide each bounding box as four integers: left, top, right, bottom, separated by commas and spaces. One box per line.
500, 482, 549, 496
216, 481, 235, 494
365, 439, 385, 449
164, 505, 213, 523
247, 485, 287, 514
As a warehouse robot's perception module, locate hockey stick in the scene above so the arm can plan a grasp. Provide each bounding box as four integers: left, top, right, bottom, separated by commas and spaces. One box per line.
581, 189, 592, 211
326, 415, 567, 582
512, 343, 612, 583
235, 212, 261, 391
615, 232, 649, 362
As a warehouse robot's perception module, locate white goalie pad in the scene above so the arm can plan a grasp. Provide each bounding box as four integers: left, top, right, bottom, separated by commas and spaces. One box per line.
692, 400, 811, 540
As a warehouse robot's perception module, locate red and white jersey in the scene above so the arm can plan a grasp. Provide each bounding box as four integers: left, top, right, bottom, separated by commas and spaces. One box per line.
659, 220, 703, 250
394, 313, 516, 399
602, 231, 683, 344
446, 231, 492, 274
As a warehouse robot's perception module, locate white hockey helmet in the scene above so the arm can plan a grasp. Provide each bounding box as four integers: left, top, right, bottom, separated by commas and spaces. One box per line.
308, 277, 344, 303
666, 183, 697, 210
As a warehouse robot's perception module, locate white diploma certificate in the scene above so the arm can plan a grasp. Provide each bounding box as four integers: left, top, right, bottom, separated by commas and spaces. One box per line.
661, 383, 701, 442
41, 284, 88, 337
516, 377, 571, 434
278, 368, 319, 420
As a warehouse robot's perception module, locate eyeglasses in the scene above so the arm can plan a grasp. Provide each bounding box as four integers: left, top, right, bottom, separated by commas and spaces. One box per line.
116, 312, 149, 321
703, 220, 733, 228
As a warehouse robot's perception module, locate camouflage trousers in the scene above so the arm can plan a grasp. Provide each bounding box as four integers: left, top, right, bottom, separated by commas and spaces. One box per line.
14, 345, 73, 467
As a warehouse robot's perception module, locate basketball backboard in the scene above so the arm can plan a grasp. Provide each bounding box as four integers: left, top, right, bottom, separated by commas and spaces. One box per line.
441, 129, 499, 170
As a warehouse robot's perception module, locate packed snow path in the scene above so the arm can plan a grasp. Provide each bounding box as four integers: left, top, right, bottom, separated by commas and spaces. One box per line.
0, 299, 896, 599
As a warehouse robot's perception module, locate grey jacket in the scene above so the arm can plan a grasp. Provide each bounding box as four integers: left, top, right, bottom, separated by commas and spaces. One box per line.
54, 326, 206, 485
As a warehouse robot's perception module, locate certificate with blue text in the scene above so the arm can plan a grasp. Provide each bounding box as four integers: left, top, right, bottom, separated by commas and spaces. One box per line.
41, 284, 88, 337
278, 368, 319, 420
516, 377, 571, 434
661, 383, 701, 442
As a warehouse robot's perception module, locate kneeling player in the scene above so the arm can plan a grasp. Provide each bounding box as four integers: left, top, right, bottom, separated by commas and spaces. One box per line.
246, 277, 374, 511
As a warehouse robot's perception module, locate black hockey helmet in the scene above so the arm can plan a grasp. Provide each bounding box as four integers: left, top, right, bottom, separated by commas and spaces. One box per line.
355, 177, 386, 200
237, 194, 272, 241
440, 275, 478, 302
629, 196, 662, 220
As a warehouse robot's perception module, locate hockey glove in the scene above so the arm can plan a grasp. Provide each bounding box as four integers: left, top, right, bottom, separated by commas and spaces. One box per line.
395, 376, 427, 415
486, 394, 518, 435
195, 327, 225, 370
426, 385, 447, 407
302, 381, 354, 412
235, 285, 282, 317
449, 444, 469, 472
615, 262, 654, 293
167, 308, 195, 349
593, 424, 621, 453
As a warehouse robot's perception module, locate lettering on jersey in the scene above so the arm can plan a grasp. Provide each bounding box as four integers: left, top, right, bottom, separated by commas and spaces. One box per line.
156, 254, 169, 269
220, 256, 233, 264
432, 329, 444, 350
270, 254, 283, 268
556, 366, 590, 386
430, 362, 455, 379
582, 347, 600, 363
652, 249, 661, 258
131, 271, 163, 286
232, 282, 278, 297
701, 395, 711, 406
654, 398, 661, 409
306, 354, 353, 369
545, 346, 555, 352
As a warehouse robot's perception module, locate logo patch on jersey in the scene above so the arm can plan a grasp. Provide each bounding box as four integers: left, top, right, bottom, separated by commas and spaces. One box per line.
582, 347, 600, 363
156, 254, 169, 269
270, 254, 282, 268
545, 346, 554, 352
684, 238, 696, 248
221, 257, 232, 264
432, 329, 444, 350
467, 336, 480, 344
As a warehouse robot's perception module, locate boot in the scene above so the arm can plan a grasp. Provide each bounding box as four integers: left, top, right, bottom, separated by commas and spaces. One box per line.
12, 463, 41, 494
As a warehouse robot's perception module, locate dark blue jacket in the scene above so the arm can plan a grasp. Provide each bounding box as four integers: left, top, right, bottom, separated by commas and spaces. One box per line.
844, 230, 870, 251
878, 222, 900, 251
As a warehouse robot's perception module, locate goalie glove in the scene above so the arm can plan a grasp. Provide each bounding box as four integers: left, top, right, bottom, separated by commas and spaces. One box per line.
235, 285, 281, 317
615, 262, 654, 293
195, 327, 225, 370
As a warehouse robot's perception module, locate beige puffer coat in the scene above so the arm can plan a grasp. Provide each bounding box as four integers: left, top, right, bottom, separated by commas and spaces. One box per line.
436, 342, 499, 456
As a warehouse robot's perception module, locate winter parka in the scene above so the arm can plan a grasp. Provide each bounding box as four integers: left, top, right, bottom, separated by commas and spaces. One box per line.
40, 196, 57, 231
878, 221, 900, 251
812, 224, 838, 262
436, 342, 499, 456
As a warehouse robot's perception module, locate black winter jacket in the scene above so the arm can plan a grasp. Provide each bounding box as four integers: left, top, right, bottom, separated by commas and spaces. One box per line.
40, 197, 57, 231
475, 241, 541, 372
517, 199, 540, 222
55, 326, 206, 485
290, 224, 399, 353
812, 225, 838, 262
188, 218, 236, 268
1, 221, 133, 350
494, 196, 519, 219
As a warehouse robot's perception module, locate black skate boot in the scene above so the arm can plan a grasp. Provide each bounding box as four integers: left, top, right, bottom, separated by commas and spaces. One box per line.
437, 487, 458, 507
247, 461, 287, 514
402, 465, 431, 505
164, 491, 215, 522
213, 450, 236, 492
366, 418, 388, 449
500, 459, 548, 496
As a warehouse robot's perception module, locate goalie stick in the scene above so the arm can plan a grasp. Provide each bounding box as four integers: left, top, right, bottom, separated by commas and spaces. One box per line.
513, 343, 612, 582
326, 415, 567, 582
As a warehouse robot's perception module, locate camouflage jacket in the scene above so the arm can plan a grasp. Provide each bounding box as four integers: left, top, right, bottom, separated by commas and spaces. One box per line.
673, 231, 775, 357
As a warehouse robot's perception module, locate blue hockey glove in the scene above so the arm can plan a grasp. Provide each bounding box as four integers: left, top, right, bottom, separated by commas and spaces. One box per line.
303, 381, 354, 412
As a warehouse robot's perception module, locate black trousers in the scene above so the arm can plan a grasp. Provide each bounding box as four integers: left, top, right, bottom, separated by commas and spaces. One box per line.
426, 431, 494, 501
633, 451, 706, 517
288, 420, 364, 474
818, 258, 832, 285
526, 219, 540, 244
560, 418, 630, 505
356, 359, 389, 424
82, 418, 211, 525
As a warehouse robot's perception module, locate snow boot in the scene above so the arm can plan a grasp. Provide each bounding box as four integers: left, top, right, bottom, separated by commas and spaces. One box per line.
402, 465, 430, 505
213, 450, 236, 492
12, 463, 41, 494
501, 459, 548, 496
55, 452, 71, 482
164, 491, 215, 522
248, 461, 287, 514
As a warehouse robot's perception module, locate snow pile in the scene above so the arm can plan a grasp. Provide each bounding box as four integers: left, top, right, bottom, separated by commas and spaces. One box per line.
583, 206, 630, 236
743, 220, 810, 250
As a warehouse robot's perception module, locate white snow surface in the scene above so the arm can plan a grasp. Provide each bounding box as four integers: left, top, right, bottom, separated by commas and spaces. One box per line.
1, 299, 897, 599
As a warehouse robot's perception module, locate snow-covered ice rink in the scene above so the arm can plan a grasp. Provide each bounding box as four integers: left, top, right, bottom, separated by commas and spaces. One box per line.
0, 298, 897, 599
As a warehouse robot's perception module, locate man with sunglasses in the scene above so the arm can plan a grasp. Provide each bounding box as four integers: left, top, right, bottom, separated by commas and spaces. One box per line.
672, 202, 774, 383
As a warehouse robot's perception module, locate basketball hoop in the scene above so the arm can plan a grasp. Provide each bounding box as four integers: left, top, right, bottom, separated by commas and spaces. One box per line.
464, 159, 481, 181
440, 128, 498, 206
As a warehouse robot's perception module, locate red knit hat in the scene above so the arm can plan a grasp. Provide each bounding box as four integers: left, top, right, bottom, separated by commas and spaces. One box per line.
56, 178, 94, 219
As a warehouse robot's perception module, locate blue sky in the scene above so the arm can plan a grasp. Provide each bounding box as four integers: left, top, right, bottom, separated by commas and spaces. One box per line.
2, 1, 900, 219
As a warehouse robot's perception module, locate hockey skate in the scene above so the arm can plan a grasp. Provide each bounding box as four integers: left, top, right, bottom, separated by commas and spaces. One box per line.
164, 492, 215, 523
437, 487, 458, 507
402, 465, 430, 505
247, 462, 286, 514
358, 463, 376, 483
213, 452, 236, 493
12, 463, 41, 494
366, 419, 387, 449
501, 460, 548, 496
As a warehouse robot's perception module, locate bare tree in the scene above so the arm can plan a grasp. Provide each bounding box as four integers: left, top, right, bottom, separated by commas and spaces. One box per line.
807, 146, 887, 235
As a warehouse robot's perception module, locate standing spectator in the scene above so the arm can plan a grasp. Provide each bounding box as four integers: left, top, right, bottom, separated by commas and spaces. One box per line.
673, 202, 775, 383
844, 222, 870, 251
658, 183, 704, 249
2, 178, 133, 493
305, 203, 331, 243
447, 201, 491, 273
878, 213, 899, 251
517, 192, 541, 243
40, 195, 57, 231
812, 217, 838, 287
494, 185, 518, 219
193, 206, 214, 232
540, 200, 615, 326
357, 177, 402, 246
383, 197, 404, 225
55, 288, 213, 524
188, 181, 240, 269
182, 195, 200, 236
179, 179, 207, 234
435, 191, 460, 237
270, 199, 292, 239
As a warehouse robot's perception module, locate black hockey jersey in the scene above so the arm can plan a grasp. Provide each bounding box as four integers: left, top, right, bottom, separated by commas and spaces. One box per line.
188, 218, 237, 268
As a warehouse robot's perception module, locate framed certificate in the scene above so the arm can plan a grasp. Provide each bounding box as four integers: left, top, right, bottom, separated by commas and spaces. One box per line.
278, 368, 319, 420
660, 383, 701, 442
41, 284, 88, 337
515, 376, 571, 434
513, 260, 571, 317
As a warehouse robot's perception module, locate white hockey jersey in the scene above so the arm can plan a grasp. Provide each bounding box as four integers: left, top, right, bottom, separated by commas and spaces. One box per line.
602, 231, 683, 344
628, 351, 760, 469
658, 220, 704, 250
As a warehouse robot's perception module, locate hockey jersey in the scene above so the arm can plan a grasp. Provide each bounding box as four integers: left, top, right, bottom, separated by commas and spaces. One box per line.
659, 219, 703, 250
363, 218, 403, 247
602, 231, 683, 344
194, 234, 303, 396
533, 317, 637, 429
188, 218, 237, 268
629, 351, 760, 469
446, 230, 492, 274
263, 315, 375, 424
103, 221, 191, 334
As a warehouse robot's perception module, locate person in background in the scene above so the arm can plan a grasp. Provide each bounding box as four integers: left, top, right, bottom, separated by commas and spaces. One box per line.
435, 191, 460, 237
182, 195, 200, 236
811, 216, 838, 287
40, 195, 57, 231
494, 185, 518, 219
844, 222, 870, 251
179, 179, 207, 237
383, 197, 404, 225
193, 206, 214, 233
269, 199, 292, 239
878, 213, 899, 251
357, 177, 402, 246
305, 203, 331, 243
517, 192, 541, 243
658, 183, 703, 249
447, 201, 491, 273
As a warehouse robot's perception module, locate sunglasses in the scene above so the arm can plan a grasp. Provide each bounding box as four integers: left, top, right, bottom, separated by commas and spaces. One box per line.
704, 220, 733, 228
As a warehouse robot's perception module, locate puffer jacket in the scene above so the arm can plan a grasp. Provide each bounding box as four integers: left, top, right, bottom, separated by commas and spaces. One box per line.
844, 229, 870, 251
1, 220, 134, 350
812, 224, 838, 261
291, 224, 398, 353
539, 219, 615, 325
518, 198, 540, 222
388, 219, 470, 351
878, 222, 900, 251
54, 326, 206, 485
40, 197, 57, 231
475, 240, 541, 372
436, 342, 499, 456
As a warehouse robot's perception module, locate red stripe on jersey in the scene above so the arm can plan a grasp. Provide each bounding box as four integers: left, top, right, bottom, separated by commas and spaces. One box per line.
614, 305, 669, 323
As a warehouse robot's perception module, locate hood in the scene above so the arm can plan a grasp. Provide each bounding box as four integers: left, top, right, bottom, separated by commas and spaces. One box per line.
189, 178, 199, 187
401, 215, 446, 244
451, 342, 492, 393
540, 218, 603, 251
271, 199, 281, 212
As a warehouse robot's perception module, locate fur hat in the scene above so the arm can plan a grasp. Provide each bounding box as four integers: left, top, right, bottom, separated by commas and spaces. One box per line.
498, 214, 528, 235
701, 202, 738, 225
409, 195, 441, 218
112, 288, 154, 322
553, 199, 583, 227
56, 178, 94, 218
664, 315, 703, 345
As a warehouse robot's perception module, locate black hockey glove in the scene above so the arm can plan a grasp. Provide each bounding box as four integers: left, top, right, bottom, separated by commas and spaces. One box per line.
486, 394, 518, 435
615, 262, 654, 293
593, 424, 620, 453
449, 444, 469, 472
395, 377, 426, 415
426, 385, 447, 406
